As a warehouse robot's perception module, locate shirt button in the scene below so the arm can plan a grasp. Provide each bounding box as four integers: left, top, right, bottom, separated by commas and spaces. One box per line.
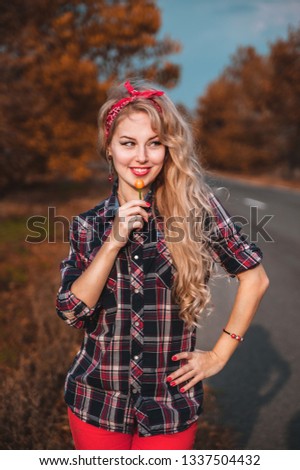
134, 255, 139, 260
132, 388, 138, 394
133, 355, 139, 360
134, 288, 139, 294
134, 321, 140, 327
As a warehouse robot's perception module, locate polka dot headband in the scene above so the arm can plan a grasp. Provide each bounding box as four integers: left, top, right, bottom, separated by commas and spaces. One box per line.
105, 81, 164, 138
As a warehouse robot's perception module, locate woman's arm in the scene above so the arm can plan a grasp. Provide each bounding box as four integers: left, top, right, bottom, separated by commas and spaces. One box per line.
166, 264, 269, 392
56, 225, 120, 328
71, 198, 150, 307
70, 239, 120, 308
56, 198, 150, 327
212, 263, 269, 364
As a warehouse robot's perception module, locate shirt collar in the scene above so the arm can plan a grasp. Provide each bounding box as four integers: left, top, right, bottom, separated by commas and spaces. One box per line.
104, 177, 157, 220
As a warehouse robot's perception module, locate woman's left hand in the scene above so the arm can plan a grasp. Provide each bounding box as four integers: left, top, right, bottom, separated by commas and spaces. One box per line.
166, 350, 226, 393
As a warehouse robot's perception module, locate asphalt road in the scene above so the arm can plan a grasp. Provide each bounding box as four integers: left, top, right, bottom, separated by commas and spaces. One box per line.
196, 174, 300, 450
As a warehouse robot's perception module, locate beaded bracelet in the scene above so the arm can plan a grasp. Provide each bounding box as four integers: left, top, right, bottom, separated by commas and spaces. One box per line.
223, 328, 244, 342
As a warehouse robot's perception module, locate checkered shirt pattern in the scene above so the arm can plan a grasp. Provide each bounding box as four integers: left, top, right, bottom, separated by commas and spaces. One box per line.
56, 178, 263, 436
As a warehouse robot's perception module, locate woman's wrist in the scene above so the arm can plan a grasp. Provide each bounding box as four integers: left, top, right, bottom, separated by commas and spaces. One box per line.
212, 332, 242, 366
103, 236, 122, 254
210, 348, 229, 368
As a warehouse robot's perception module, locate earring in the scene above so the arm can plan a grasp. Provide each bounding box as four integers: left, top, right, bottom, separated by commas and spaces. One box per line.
107, 155, 114, 183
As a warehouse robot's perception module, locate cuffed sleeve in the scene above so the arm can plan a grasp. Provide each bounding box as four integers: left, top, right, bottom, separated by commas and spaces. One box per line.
56, 218, 102, 329
207, 193, 263, 277
56, 282, 100, 329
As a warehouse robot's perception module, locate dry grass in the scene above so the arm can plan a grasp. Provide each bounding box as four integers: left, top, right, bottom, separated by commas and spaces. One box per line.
0, 178, 238, 450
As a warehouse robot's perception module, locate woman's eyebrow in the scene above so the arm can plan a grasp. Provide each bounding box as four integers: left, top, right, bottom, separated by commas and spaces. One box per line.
119, 135, 159, 140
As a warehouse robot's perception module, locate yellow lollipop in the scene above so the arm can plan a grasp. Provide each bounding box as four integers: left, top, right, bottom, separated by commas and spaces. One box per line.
134, 179, 145, 200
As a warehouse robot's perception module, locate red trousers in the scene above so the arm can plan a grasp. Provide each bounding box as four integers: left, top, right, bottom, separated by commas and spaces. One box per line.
68, 407, 198, 450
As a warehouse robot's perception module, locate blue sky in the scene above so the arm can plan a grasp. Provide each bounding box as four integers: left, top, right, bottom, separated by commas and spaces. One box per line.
156, 0, 300, 109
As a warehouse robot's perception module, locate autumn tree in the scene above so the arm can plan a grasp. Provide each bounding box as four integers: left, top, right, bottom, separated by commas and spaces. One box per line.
0, 0, 180, 191
195, 26, 300, 178
268, 27, 300, 177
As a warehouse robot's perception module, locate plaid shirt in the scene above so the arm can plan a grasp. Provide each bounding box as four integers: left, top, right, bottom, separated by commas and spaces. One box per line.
56, 178, 263, 437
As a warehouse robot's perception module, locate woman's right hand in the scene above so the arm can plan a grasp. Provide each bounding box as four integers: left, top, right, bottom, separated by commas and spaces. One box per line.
109, 200, 150, 250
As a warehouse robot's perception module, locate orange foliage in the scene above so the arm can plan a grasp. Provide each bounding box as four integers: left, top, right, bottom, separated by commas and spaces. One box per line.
195, 27, 300, 177
0, 0, 180, 191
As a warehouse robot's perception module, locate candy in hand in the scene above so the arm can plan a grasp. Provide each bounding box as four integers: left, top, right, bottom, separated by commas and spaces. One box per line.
134, 179, 145, 200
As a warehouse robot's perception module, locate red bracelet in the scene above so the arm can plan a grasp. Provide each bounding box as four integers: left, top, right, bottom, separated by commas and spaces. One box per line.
223, 328, 244, 342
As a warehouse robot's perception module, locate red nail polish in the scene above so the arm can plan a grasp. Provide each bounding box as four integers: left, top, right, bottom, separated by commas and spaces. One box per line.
180, 387, 185, 393
146, 202, 151, 207
166, 377, 172, 382
172, 355, 178, 361
170, 381, 176, 387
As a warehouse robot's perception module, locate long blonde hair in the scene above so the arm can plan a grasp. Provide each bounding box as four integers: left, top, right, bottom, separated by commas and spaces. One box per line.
98, 79, 218, 329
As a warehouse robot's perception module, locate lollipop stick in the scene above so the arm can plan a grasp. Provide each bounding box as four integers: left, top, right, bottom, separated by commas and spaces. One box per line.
134, 179, 145, 200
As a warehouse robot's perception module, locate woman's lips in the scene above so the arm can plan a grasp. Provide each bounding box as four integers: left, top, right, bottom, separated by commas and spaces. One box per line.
130, 168, 151, 176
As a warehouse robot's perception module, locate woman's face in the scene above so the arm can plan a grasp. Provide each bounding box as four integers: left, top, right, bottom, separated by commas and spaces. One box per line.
108, 111, 166, 197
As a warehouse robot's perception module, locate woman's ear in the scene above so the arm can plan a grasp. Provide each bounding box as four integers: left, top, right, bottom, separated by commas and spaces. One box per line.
106, 147, 112, 159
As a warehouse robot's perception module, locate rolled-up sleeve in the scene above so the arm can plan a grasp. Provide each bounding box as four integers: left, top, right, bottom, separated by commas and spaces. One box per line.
207, 193, 263, 277
56, 219, 101, 329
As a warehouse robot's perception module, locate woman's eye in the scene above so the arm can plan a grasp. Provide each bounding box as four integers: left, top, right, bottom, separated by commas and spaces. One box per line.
121, 141, 135, 147
150, 140, 161, 147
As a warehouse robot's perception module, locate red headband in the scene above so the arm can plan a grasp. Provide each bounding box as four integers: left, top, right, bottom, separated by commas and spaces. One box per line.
105, 81, 164, 138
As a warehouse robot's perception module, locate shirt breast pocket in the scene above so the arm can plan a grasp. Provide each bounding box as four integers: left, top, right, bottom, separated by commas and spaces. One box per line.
155, 263, 173, 289
155, 240, 175, 290
101, 264, 118, 309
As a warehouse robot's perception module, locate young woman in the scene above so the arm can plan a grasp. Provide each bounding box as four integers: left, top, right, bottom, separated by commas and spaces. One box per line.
56, 80, 269, 450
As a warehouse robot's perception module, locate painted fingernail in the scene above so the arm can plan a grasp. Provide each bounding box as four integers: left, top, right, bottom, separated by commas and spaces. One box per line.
180, 387, 185, 393
166, 377, 172, 382
145, 202, 151, 207
170, 381, 176, 387
172, 355, 178, 361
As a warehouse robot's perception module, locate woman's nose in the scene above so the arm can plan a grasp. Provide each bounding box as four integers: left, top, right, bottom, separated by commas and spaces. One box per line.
135, 145, 148, 163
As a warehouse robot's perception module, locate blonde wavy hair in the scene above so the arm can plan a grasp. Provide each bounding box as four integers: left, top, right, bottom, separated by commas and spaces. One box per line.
98, 79, 219, 329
